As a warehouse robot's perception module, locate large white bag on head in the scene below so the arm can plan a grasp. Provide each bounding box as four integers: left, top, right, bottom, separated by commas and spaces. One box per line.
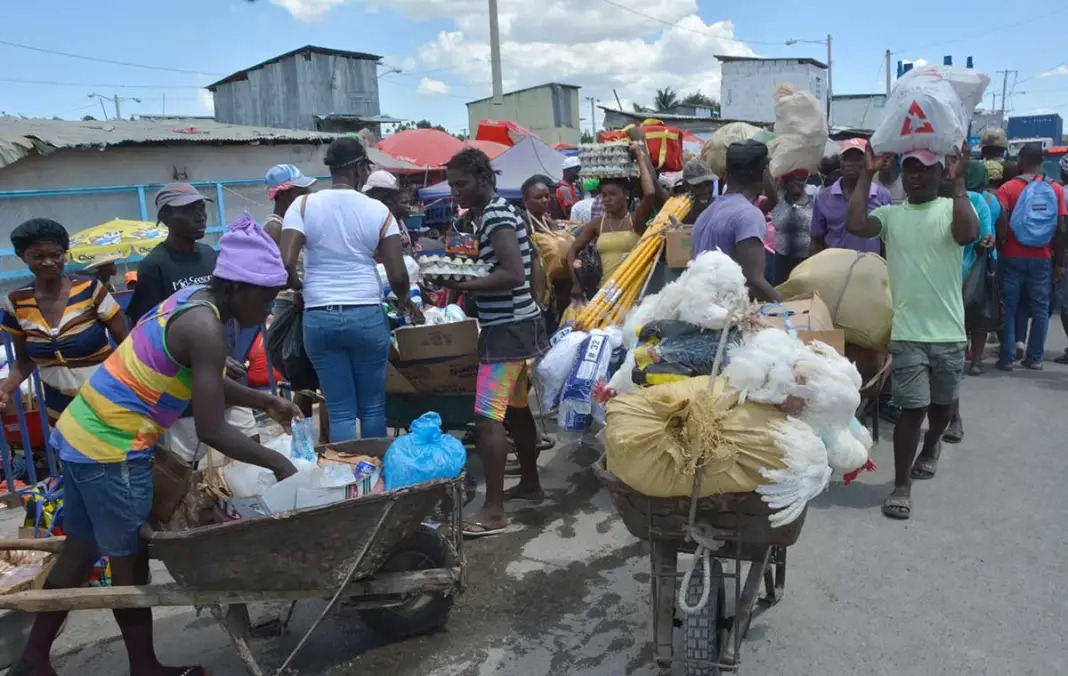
768, 85, 828, 178
927, 66, 990, 119
871, 67, 968, 157
702, 122, 765, 177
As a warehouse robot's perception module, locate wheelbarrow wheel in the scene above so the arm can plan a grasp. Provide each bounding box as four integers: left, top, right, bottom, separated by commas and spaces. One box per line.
358, 527, 457, 640
684, 558, 726, 676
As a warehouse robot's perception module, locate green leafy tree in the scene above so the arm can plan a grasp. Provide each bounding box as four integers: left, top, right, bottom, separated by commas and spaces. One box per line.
581, 130, 595, 143
653, 88, 679, 111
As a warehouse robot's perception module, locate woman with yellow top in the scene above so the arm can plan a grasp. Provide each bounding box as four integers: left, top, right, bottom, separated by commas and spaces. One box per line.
567, 141, 659, 300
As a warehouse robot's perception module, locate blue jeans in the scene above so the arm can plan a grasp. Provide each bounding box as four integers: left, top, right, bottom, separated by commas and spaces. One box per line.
999, 257, 1051, 365
303, 305, 390, 441
62, 457, 154, 557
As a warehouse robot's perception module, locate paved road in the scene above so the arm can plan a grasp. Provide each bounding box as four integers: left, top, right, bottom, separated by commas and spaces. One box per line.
7, 335, 1068, 675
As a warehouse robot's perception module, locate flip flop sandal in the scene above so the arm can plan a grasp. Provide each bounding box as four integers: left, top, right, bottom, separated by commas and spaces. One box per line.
536, 434, 556, 451
462, 521, 509, 538
942, 425, 963, 444
910, 457, 939, 480
1054, 354, 1068, 365
503, 488, 545, 504
968, 364, 985, 375
882, 495, 911, 520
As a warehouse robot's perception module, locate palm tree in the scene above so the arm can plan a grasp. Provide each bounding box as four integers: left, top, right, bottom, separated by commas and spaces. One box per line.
653, 88, 679, 112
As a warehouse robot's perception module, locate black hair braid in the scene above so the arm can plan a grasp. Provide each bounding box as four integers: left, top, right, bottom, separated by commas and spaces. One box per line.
445, 148, 499, 187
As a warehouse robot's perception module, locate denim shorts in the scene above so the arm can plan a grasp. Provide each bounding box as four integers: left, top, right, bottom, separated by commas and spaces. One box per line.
62, 457, 154, 557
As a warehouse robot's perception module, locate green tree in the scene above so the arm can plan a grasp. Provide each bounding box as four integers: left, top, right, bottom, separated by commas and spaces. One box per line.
653, 87, 679, 112
581, 130, 595, 143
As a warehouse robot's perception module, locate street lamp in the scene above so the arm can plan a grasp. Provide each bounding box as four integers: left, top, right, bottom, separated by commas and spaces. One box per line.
785, 35, 832, 126
88, 93, 142, 120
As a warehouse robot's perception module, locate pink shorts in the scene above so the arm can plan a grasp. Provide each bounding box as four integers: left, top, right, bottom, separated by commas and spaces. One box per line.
474, 361, 530, 422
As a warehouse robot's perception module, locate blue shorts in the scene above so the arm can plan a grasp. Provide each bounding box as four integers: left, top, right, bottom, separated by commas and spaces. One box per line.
62, 457, 154, 557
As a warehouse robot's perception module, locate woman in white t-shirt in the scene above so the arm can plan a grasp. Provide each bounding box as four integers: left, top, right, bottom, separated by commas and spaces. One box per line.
280, 138, 420, 442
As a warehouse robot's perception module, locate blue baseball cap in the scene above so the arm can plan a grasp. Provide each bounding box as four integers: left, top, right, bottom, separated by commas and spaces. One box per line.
265, 164, 317, 196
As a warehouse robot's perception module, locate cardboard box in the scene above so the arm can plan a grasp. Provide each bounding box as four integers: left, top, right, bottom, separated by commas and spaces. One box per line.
664, 228, 693, 268
758, 292, 846, 355
393, 319, 478, 361
390, 354, 479, 396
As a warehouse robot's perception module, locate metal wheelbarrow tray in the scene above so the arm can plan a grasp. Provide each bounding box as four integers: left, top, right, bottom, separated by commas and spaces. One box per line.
0, 438, 467, 675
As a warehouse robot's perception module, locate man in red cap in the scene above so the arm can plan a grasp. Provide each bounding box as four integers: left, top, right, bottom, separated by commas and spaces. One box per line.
846, 144, 978, 521
811, 139, 892, 255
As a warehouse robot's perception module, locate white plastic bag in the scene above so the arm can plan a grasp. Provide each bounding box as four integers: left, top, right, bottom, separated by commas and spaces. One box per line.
558, 330, 613, 435
921, 66, 990, 119
871, 67, 968, 156
768, 85, 828, 178
533, 329, 588, 411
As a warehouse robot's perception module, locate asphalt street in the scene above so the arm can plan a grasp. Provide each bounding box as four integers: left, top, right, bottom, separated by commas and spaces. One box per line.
4, 334, 1067, 676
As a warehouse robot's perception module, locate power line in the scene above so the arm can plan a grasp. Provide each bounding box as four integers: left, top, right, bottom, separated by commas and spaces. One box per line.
0, 77, 207, 90
890, 8, 1066, 55
599, 0, 785, 46
0, 39, 224, 76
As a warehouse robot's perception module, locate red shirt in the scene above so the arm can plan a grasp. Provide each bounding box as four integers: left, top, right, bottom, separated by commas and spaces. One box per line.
246, 332, 282, 389
555, 181, 579, 218
997, 175, 1068, 259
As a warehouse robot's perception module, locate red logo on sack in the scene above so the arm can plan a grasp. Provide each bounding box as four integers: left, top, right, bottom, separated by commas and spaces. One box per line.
900, 101, 935, 135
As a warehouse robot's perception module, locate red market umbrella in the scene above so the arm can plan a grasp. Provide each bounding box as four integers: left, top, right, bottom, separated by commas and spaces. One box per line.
377, 129, 464, 168
462, 139, 510, 159
475, 119, 536, 147
552, 142, 577, 151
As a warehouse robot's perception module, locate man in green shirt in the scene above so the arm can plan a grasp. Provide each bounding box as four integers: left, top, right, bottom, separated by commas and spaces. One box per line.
846, 143, 979, 520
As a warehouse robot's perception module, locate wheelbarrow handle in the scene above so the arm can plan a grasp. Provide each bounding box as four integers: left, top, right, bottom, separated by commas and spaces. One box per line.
0, 537, 66, 554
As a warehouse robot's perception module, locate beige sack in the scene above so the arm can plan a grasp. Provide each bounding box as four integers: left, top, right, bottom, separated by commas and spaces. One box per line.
776, 249, 893, 350
701, 122, 764, 177
604, 376, 786, 498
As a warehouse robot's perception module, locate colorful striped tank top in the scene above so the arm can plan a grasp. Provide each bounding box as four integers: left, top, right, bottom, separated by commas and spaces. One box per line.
52, 285, 218, 464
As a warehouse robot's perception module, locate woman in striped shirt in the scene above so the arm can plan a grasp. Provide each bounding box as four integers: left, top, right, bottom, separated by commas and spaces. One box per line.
439, 149, 549, 537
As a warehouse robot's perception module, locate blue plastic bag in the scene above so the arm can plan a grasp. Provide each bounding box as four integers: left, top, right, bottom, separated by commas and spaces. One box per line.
290, 418, 317, 463
384, 412, 466, 491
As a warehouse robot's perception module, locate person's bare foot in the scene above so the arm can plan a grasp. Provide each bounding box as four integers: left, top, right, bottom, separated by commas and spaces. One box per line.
504, 483, 545, 503
462, 509, 509, 538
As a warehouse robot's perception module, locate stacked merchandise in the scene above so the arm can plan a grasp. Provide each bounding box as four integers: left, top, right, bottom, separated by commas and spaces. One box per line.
578, 143, 640, 179
587, 253, 872, 527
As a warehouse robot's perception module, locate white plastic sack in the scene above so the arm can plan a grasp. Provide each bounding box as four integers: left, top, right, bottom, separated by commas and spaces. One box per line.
534, 329, 588, 410
920, 65, 990, 119
871, 67, 968, 156
768, 85, 828, 178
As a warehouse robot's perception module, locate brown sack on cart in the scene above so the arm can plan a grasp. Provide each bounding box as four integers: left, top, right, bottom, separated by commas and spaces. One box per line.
775, 248, 892, 351
604, 376, 787, 499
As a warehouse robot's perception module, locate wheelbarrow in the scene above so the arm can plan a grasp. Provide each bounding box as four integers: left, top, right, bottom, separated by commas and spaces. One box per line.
0, 438, 466, 676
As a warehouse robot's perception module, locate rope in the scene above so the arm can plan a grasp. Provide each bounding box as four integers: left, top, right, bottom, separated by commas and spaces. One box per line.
676, 524, 725, 615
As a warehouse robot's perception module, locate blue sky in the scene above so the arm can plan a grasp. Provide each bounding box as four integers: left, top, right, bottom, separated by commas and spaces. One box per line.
2, 0, 1067, 134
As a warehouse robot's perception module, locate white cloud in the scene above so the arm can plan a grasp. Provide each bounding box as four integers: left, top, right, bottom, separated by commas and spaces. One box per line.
270, 0, 757, 118
1040, 64, 1068, 78
902, 57, 929, 69
416, 77, 451, 97
197, 88, 215, 114
269, 0, 346, 21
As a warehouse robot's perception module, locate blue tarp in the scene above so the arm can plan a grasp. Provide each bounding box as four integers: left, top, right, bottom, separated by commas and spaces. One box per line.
418, 136, 568, 202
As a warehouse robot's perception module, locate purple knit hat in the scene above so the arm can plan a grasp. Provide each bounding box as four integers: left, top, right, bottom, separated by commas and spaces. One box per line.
213, 211, 288, 287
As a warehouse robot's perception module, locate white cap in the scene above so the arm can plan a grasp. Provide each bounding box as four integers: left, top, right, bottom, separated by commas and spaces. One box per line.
362, 169, 400, 192
561, 156, 581, 170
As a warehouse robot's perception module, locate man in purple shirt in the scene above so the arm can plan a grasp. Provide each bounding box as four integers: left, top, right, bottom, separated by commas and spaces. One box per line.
692, 141, 782, 302
810, 138, 892, 255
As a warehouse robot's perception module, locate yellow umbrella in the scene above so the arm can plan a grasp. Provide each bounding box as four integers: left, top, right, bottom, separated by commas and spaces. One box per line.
67, 219, 167, 265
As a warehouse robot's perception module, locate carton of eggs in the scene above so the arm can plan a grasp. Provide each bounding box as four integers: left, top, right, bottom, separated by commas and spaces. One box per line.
418, 255, 492, 281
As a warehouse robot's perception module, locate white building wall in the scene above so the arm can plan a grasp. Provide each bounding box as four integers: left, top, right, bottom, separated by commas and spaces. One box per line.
720, 60, 828, 124
831, 96, 888, 131
467, 86, 581, 146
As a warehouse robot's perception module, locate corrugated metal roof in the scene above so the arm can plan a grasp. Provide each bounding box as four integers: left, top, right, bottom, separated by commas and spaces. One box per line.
466, 82, 581, 106
208, 45, 382, 90
0, 116, 422, 172
715, 55, 828, 70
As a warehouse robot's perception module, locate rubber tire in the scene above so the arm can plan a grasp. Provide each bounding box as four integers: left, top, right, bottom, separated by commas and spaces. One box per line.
358, 527, 457, 640
684, 558, 726, 676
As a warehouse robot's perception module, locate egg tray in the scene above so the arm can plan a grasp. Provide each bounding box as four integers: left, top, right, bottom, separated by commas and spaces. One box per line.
578, 142, 640, 179
418, 255, 492, 281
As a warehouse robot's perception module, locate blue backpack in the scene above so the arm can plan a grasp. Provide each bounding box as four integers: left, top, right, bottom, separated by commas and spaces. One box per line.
1009, 175, 1059, 247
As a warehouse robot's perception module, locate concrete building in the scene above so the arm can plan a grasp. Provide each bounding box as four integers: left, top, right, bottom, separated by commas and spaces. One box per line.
717, 56, 828, 125
208, 45, 401, 139
830, 94, 888, 131
467, 83, 581, 146
0, 117, 417, 280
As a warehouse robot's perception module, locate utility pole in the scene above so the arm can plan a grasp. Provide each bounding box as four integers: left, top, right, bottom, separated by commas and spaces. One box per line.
996, 70, 1016, 124
825, 34, 833, 125
586, 96, 598, 137
88, 93, 141, 120
488, 0, 504, 105
885, 49, 892, 95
